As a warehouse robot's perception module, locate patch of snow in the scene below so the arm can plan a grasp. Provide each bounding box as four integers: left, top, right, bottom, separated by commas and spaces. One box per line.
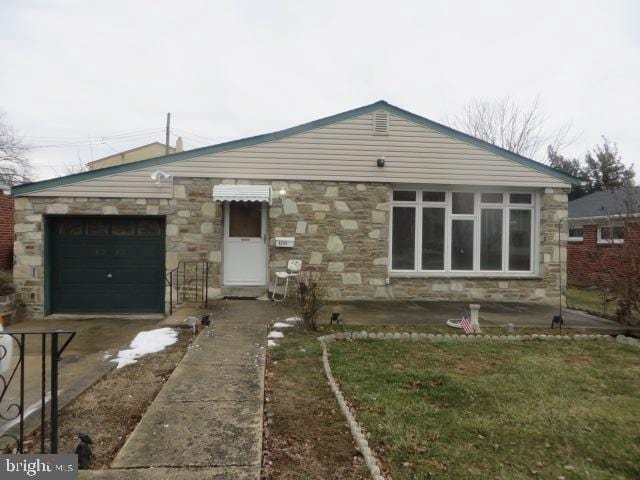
273, 322, 294, 328
268, 331, 284, 339
267, 339, 278, 347
284, 316, 302, 323
111, 328, 178, 369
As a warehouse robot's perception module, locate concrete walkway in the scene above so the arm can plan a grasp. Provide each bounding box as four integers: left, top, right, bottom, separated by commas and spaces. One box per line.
86, 301, 270, 480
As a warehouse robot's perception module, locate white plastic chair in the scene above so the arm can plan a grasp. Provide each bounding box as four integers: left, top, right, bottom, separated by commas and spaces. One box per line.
272, 259, 302, 301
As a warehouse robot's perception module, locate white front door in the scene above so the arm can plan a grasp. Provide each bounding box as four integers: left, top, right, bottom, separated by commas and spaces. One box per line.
223, 202, 268, 286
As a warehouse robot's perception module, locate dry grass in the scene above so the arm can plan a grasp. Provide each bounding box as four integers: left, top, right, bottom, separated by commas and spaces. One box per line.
25, 330, 192, 468
262, 328, 369, 480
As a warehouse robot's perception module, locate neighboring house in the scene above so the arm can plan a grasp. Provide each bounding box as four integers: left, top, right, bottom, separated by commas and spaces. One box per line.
11, 101, 580, 317
567, 187, 640, 287
0, 182, 14, 270
87, 139, 183, 170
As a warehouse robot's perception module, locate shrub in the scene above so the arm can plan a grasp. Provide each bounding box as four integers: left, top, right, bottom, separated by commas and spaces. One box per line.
294, 270, 325, 331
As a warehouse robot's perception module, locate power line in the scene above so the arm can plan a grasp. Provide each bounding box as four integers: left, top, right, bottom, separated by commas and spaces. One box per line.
171, 127, 218, 144
22, 131, 166, 149
21, 127, 165, 141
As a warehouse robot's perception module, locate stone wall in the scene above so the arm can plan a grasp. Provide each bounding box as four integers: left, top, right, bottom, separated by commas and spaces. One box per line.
267, 183, 567, 303
13, 179, 567, 317
12, 184, 222, 317
263, 180, 389, 298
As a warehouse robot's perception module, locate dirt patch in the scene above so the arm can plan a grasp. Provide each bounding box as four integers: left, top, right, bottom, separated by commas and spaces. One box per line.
23, 329, 192, 469
262, 334, 369, 480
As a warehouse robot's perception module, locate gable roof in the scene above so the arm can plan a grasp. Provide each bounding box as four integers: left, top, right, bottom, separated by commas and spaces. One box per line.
569, 187, 640, 219
12, 100, 582, 196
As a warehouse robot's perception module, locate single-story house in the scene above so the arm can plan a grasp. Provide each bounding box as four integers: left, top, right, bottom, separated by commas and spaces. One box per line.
568, 187, 640, 287
0, 181, 14, 270
11, 101, 580, 317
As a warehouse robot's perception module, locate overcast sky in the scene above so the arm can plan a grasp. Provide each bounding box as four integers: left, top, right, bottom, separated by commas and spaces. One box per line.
1, 0, 638, 181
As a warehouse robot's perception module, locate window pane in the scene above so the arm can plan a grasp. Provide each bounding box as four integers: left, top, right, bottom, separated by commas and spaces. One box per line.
510, 193, 532, 204
452, 192, 474, 214
58, 219, 83, 235
600, 226, 624, 241
138, 220, 162, 236
481, 192, 503, 203
112, 220, 135, 236
392, 207, 416, 269
451, 220, 474, 270
229, 202, 262, 237
509, 210, 532, 271
568, 227, 583, 239
481, 209, 503, 270
613, 226, 625, 240
86, 219, 109, 236
421, 208, 445, 270
422, 191, 445, 202
393, 191, 416, 201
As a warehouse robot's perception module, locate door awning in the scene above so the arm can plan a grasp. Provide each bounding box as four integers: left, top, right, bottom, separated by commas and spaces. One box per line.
212, 184, 272, 204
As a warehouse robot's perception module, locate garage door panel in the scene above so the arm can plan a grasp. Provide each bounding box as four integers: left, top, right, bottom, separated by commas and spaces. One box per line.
49, 217, 165, 314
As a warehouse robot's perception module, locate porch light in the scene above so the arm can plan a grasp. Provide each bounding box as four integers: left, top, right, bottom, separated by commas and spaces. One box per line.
150, 170, 172, 185
279, 187, 286, 198
377, 157, 385, 167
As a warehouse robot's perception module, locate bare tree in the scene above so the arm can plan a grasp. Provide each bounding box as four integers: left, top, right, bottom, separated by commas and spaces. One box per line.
594, 185, 640, 325
0, 112, 32, 185
449, 96, 574, 160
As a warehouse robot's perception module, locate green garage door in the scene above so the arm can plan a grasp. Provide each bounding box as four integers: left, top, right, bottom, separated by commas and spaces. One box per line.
49, 217, 165, 314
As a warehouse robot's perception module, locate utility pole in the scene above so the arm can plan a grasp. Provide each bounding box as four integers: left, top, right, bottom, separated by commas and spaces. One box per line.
165, 112, 171, 155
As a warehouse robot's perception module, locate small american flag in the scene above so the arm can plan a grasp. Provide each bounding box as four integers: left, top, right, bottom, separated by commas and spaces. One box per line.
460, 310, 473, 335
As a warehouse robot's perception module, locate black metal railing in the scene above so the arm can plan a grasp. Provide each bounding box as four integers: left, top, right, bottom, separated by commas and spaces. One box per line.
166, 261, 212, 315
0, 330, 76, 454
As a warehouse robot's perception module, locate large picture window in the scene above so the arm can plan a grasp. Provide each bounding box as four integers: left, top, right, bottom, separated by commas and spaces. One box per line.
390, 190, 536, 274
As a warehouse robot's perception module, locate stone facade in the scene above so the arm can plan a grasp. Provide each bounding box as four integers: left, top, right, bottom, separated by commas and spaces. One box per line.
13, 178, 568, 317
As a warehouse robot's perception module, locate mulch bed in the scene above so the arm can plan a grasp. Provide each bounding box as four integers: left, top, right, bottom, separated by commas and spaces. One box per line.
261, 334, 369, 480
22, 329, 192, 469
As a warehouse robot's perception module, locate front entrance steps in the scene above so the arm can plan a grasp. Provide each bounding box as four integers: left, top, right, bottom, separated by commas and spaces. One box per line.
222, 286, 269, 299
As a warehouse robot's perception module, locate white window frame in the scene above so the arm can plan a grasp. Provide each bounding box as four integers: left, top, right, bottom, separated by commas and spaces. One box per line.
597, 224, 624, 244
389, 188, 539, 277
568, 226, 584, 242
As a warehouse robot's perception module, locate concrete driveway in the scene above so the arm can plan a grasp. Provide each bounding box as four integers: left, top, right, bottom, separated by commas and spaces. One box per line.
1, 317, 163, 450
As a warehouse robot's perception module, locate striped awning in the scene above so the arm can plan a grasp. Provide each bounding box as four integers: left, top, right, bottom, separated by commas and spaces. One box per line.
212, 184, 272, 204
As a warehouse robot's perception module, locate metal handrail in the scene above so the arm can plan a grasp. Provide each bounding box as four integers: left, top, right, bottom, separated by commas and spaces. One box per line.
165, 262, 212, 315
0, 329, 76, 454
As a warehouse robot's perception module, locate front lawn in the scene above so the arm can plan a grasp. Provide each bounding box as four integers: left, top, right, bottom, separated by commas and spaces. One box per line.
330, 339, 640, 479
566, 286, 619, 318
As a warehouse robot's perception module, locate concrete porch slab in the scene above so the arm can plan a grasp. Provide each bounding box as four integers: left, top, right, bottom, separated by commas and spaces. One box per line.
319, 300, 626, 331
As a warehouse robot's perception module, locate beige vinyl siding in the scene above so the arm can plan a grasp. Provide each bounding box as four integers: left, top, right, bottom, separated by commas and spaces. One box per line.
22, 111, 569, 197
26, 169, 173, 198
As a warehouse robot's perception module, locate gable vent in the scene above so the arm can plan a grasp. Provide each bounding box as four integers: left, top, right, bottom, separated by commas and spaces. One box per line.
372, 110, 389, 135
